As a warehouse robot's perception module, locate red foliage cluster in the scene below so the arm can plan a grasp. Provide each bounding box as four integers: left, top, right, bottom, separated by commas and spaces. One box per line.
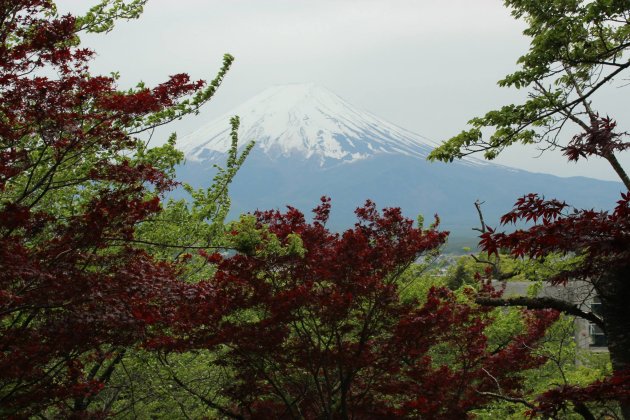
478, 189, 630, 415
171, 199, 557, 418
479, 192, 630, 284
533, 370, 630, 418
0, 1, 210, 415
98, 73, 204, 117
563, 116, 630, 162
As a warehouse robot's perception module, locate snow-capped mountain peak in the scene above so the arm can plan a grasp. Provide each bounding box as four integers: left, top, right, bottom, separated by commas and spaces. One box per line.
175, 84, 622, 240
178, 83, 438, 165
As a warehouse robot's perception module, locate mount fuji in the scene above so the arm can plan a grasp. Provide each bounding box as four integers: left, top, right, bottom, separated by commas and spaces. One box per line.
176, 83, 623, 250
180, 83, 441, 165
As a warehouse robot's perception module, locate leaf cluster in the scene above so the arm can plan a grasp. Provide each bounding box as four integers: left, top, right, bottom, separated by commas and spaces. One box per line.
429, 0, 630, 164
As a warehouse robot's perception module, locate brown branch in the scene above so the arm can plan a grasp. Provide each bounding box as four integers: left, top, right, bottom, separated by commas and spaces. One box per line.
478, 390, 594, 420
605, 152, 630, 191
457, 58, 630, 168
469, 255, 517, 281
573, 402, 596, 420
476, 391, 535, 410
476, 296, 605, 331
541, 58, 630, 123
562, 65, 596, 121
163, 361, 243, 420
102, 237, 232, 251
472, 200, 486, 234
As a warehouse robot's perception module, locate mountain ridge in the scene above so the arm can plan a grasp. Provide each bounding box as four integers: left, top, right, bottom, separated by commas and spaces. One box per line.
175, 84, 623, 251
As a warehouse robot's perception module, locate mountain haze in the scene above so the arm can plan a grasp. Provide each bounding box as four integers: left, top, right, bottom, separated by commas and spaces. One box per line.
177, 84, 623, 250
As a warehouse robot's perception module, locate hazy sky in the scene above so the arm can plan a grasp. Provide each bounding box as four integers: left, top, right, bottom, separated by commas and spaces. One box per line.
55, 0, 629, 182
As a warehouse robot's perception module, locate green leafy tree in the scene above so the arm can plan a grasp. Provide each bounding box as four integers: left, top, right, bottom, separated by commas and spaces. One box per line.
80, 117, 251, 418
430, 0, 630, 187
429, 1, 630, 417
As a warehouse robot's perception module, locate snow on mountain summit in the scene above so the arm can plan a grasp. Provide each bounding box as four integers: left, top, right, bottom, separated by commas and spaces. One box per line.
178, 83, 438, 165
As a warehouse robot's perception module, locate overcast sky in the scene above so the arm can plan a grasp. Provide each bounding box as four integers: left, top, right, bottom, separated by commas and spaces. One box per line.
55, 0, 629, 182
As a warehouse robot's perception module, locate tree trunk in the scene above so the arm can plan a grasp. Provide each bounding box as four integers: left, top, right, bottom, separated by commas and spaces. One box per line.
599, 268, 630, 419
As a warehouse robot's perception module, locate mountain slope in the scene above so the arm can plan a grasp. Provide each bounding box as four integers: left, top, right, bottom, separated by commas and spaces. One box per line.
181, 83, 449, 165
176, 84, 623, 249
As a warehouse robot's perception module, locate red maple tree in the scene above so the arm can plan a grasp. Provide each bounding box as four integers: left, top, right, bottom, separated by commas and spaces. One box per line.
0, 1, 231, 416
467, 114, 630, 417
478, 186, 630, 417
425, 0, 630, 415
166, 199, 558, 418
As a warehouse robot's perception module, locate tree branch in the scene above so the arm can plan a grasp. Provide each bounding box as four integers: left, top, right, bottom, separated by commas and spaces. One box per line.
605, 152, 630, 191
103, 237, 232, 251
475, 296, 605, 331
163, 360, 243, 420
573, 402, 596, 420
476, 391, 535, 409
472, 200, 486, 234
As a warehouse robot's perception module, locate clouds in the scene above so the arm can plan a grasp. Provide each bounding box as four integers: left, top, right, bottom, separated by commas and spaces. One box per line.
53, 0, 628, 181
57, 1, 523, 88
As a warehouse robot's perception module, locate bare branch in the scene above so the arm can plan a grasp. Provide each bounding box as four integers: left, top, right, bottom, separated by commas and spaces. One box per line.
158, 356, 243, 420
476, 296, 605, 331
102, 237, 233, 251
476, 391, 535, 409
472, 200, 486, 234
